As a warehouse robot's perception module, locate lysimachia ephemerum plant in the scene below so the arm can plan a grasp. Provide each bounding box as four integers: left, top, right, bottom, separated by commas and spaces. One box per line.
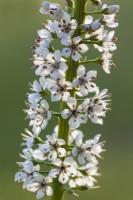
15, 0, 119, 199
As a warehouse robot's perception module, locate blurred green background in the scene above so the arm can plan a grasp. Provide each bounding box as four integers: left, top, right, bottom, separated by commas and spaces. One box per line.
0, 0, 133, 199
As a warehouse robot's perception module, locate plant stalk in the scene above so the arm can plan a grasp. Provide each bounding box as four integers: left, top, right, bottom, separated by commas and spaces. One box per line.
51, 1, 87, 199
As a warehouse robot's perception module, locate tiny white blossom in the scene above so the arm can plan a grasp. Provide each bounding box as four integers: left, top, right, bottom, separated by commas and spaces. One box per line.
100, 52, 115, 74
82, 89, 111, 125
37, 29, 53, 42
61, 36, 89, 61
46, 50, 68, 79
79, 165, 99, 188
94, 30, 117, 53
40, 1, 63, 19
101, 14, 119, 28
54, 12, 78, 38
47, 77, 72, 102
17, 160, 40, 174
27, 172, 53, 199
61, 97, 87, 129
21, 127, 41, 148
28, 77, 47, 103
73, 65, 98, 96
25, 100, 51, 130
72, 133, 92, 165
49, 157, 77, 184
39, 135, 66, 160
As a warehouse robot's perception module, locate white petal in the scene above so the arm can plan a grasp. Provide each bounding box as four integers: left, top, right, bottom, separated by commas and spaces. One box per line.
40, 100, 49, 110
37, 29, 51, 39
68, 117, 80, 129
78, 44, 89, 53
72, 50, 81, 61
77, 65, 86, 77
36, 191, 45, 199
49, 168, 60, 178
86, 70, 97, 79
48, 151, 57, 161
64, 157, 74, 165
58, 148, 66, 157
75, 133, 83, 147
46, 186, 53, 196
71, 19, 78, 29
61, 109, 71, 119
62, 48, 71, 58
67, 97, 77, 109
51, 92, 61, 102
62, 91, 70, 102
72, 147, 78, 157
78, 155, 86, 165
61, 38, 72, 46
85, 16, 93, 24
59, 172, 69, 184
52, 158, 62, 166
73, 36, 82, 45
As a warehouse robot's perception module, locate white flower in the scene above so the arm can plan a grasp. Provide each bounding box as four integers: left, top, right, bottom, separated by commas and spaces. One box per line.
61, 36, 89, 61
79, 165, 99, 187
32, 149, 47, 161
21, 127, 41, 148
68, 171, 83, 188
15, 171, 33, 190
28, 77, 47, 103
94, 30, 117, 53
73, 65, 98, 96
54, 12, 78, 38
27, 172, 53, 199
35, 39, 50, 55
82, 89, 111, 125
44, 19, 56, 34
49, 157, 77, 184
46, 50, 68, 79
40, 1, 63, 19
25, 100, 51, 130
101, 14, 119, 28
15, 171, 29, 182
39, 135, 66, 160
47, 77, 72, 102
100, 52, 115, 74
72, 133, 92, 165
18, 160, 40, 174
61, 97, 87, 129
33, 55, 51, 77
102, 4, 120, 15
69, 129, 83, 144
87, 134, 105, 158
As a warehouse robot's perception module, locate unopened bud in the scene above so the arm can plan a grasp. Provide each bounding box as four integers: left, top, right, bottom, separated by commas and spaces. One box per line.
103, 5, 120, 14
83, 21, 101, 32
91, 0, 102, 6
90, 21, 101, 32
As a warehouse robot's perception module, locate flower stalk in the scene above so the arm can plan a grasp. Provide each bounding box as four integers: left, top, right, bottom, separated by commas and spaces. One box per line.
52, 1, 87, 199
15, 0, 119, 200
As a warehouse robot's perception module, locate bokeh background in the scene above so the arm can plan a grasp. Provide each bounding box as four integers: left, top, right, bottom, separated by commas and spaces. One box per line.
0, 0, 133, 199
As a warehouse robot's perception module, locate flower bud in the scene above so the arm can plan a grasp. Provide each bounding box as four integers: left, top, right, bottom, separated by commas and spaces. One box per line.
103, 5, 120, 14
83, 21, 101, 32
91, 0, 102, 6
90, 21, 101, 32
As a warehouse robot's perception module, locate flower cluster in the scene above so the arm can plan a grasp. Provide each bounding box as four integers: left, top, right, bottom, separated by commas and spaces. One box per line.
15, 0, 119, 199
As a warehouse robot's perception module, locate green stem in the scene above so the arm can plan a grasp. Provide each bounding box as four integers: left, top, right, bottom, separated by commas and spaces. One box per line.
85, 10, 103, 15
51, 1, 87, 200
79, 58, 100, 64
